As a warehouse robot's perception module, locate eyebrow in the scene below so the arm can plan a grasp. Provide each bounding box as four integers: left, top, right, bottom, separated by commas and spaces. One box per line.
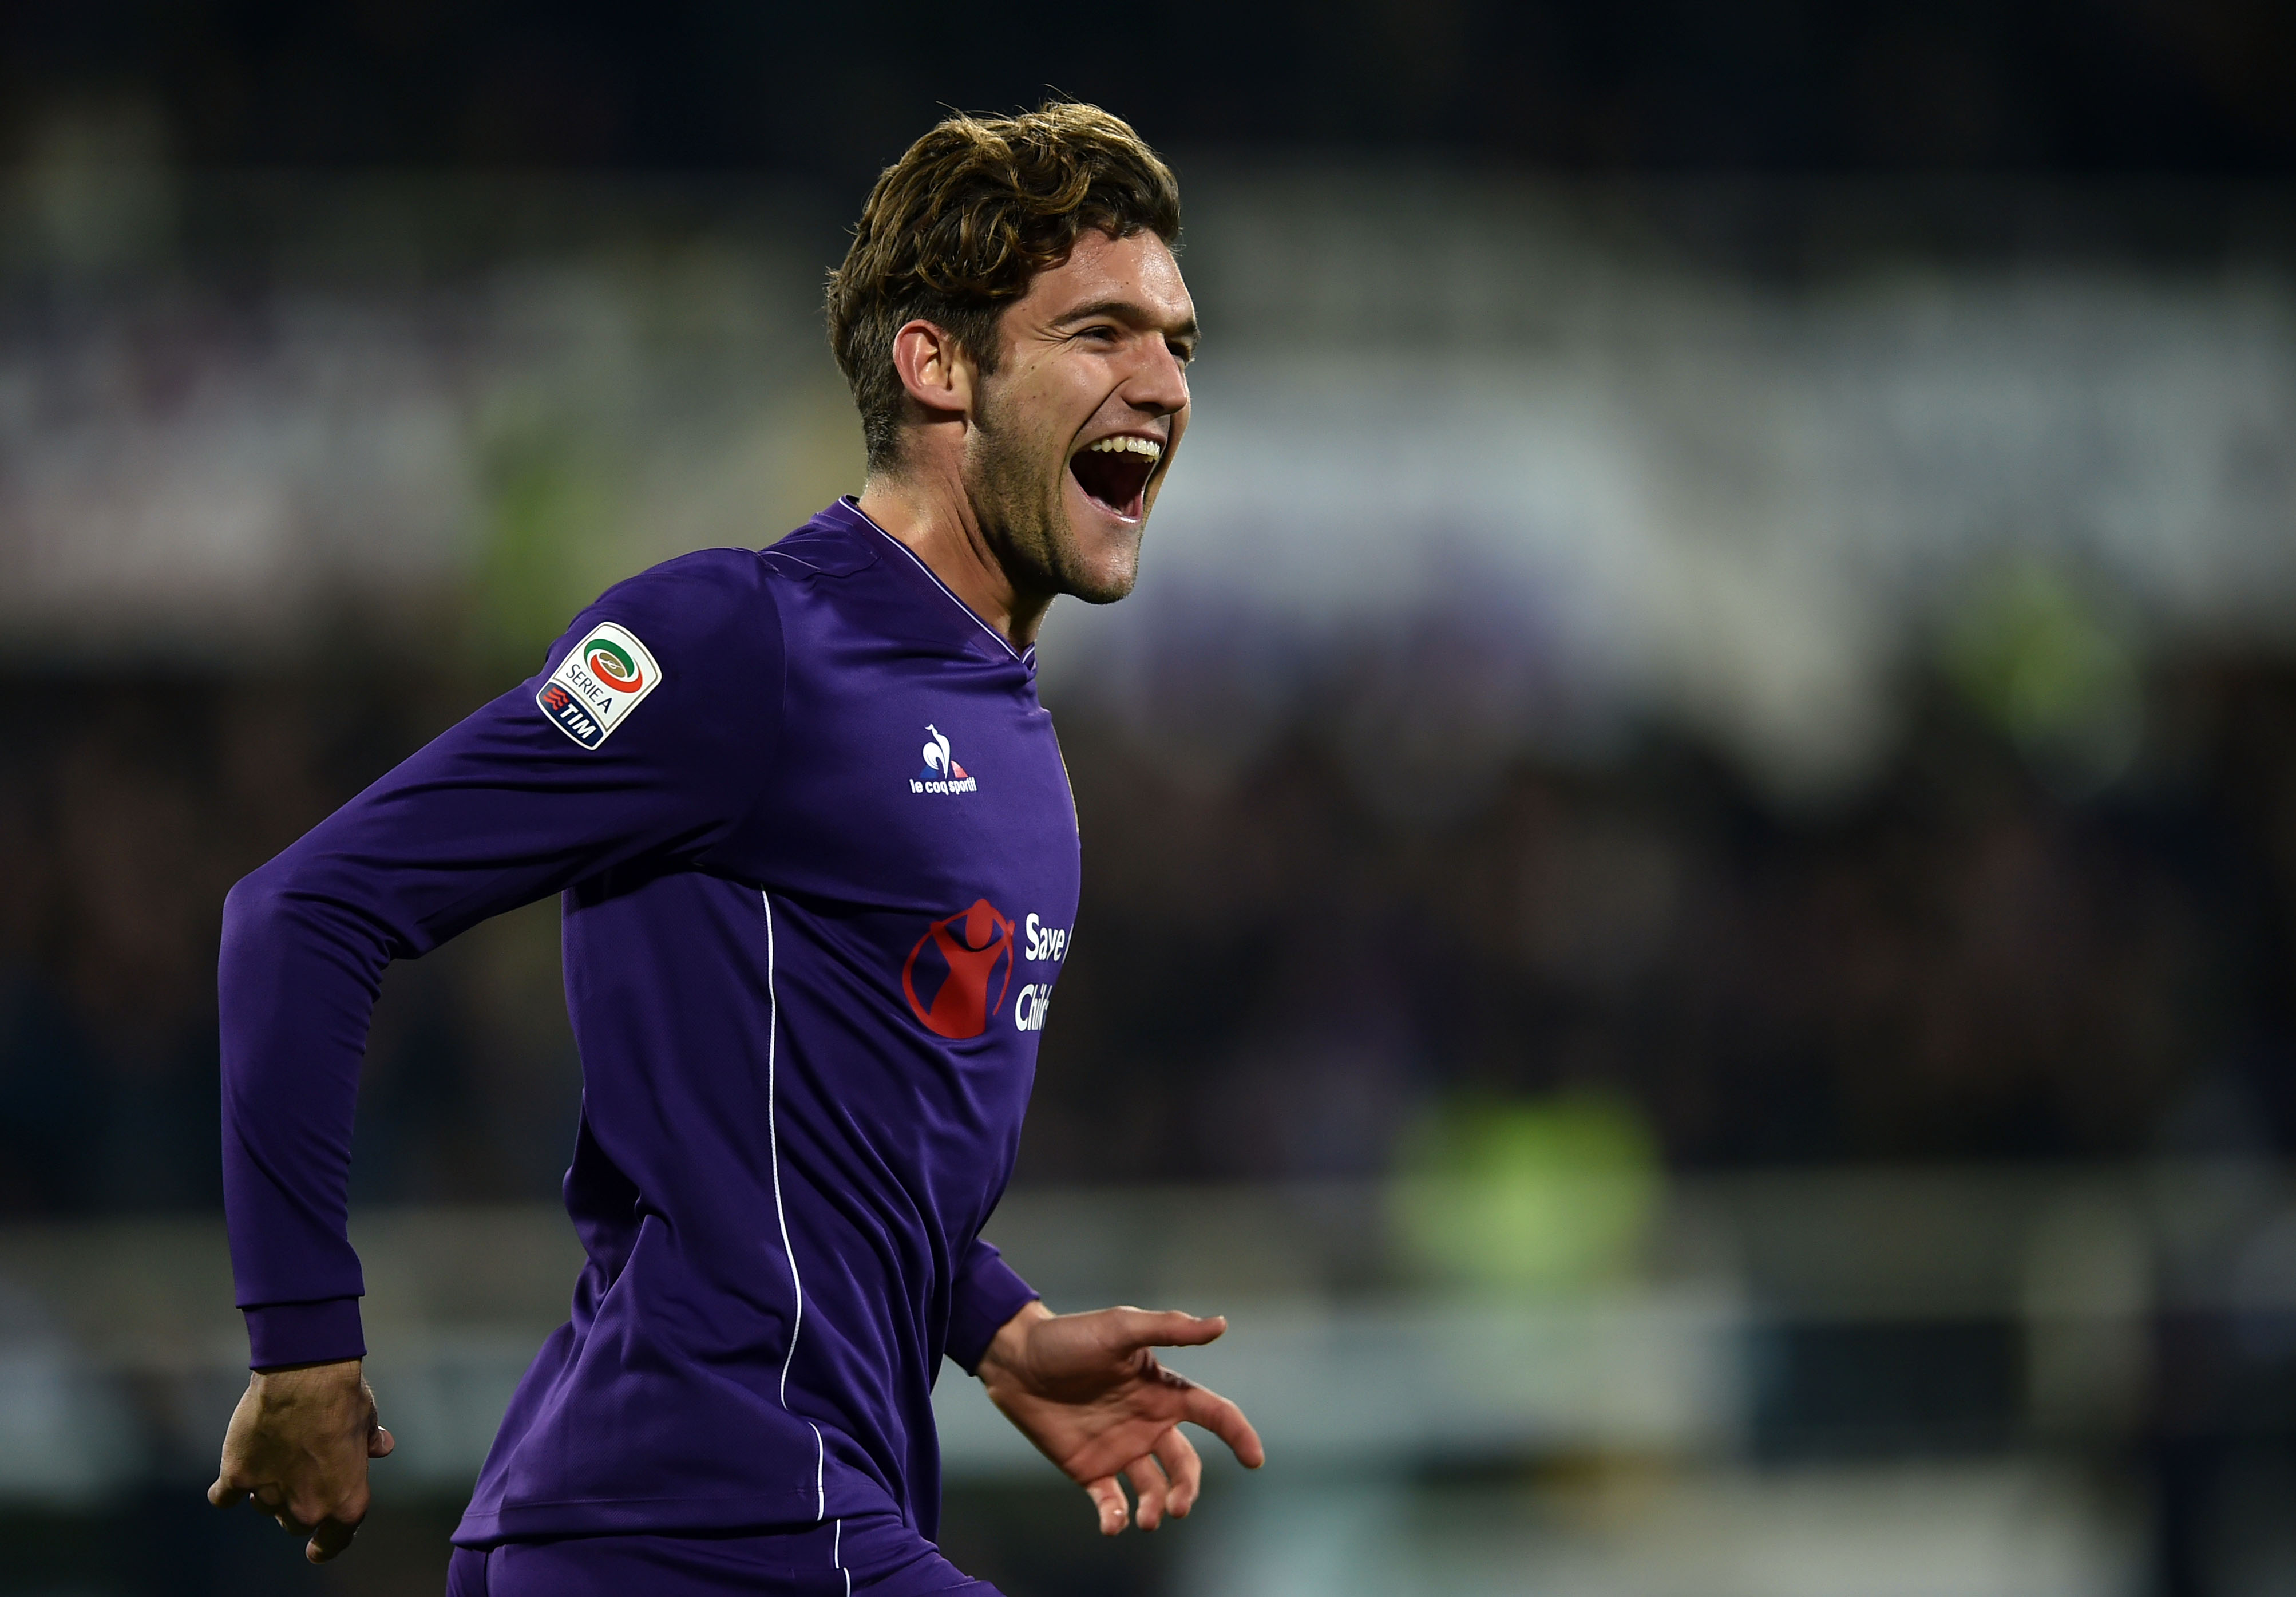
1053, 297, 1200, 343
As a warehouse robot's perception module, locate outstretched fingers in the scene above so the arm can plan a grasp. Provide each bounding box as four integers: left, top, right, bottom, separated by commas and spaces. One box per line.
1125, 1454, 1171, 1529
1181, 1382, 1265, 1469
1086, 1474, 1129, 1536
1110, 1308, 1228, 1353
1154, 1426, 1204, 1517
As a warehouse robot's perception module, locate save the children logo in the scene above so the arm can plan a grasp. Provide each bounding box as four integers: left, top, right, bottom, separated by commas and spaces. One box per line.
902, 899, 1015, 1039
909, 724, 979, 795
537, 621, 662, 749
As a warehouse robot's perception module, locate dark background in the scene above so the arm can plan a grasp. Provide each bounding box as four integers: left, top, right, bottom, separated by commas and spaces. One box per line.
5, 0, 2291, 178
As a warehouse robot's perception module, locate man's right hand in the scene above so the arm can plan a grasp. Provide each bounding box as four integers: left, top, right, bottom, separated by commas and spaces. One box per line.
207, 1358, 394, 1563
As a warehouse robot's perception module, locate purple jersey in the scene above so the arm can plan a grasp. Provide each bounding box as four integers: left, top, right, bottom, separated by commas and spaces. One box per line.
218, 500, 1074, 1545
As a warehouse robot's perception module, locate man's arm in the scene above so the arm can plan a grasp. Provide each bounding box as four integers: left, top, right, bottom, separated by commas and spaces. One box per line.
974, 1299, 1264, 1535
211, 554, 783, 1558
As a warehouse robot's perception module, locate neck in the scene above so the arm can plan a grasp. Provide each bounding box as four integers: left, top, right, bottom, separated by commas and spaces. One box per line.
853, 469, 1053, 650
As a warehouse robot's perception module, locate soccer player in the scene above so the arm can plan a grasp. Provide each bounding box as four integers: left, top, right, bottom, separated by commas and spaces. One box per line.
206, 104, 1263, 1596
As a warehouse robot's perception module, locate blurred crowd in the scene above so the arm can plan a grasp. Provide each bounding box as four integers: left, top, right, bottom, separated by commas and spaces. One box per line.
3, 635, 2290, 1217
991, 650, 2296, 1182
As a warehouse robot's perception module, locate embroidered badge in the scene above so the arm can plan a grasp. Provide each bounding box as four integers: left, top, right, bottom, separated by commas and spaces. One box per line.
537, 622, 662, 749
909, 724, 979, 795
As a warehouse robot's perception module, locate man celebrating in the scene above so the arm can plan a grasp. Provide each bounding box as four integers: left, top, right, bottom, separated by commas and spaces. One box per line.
208, 104, 1262, 1596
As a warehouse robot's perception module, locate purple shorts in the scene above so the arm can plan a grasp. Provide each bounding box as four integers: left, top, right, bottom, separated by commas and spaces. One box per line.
445, 1516, 1002, 1597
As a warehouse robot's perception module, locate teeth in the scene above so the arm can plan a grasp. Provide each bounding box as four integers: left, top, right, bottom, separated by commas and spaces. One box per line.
1084, 436, 1163, 460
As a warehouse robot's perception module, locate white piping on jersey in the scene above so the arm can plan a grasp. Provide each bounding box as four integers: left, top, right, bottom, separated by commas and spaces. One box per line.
761, 889, 829, 1521
833, 1517, 851, 1596
847, 500, 1031, 667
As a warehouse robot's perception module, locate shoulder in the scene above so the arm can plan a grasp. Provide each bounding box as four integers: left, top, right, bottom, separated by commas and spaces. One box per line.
595, 546, 777, 619
531, 550, 786, 761
569, 548, 783, 676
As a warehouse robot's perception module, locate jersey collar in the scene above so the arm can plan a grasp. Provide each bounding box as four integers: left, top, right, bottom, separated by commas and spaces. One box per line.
833, 497, 1035, 670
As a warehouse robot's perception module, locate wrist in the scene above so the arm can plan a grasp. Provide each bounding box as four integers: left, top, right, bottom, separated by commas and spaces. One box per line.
250, 1357, 366, 1397
976, 1300, 1055, 1388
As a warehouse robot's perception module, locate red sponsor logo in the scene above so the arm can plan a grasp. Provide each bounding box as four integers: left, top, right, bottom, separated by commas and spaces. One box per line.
902, 898, 1016, 1040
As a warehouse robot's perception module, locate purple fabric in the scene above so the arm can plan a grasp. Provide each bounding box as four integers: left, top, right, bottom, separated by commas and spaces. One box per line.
242, 1297, 367, 1369
446, 1515, 1003, 1596
221, 501, 1067, 1546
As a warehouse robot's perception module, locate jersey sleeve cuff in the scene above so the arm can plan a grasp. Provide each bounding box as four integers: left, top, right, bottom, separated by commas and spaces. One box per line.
947, 1254, 1040, 1376
242, 1297, 367, 1369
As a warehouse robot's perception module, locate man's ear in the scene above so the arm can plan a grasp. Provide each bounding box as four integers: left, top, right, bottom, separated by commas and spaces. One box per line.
889, 319, 976, 420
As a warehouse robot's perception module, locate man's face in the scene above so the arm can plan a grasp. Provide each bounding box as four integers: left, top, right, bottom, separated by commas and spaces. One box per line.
960, 228, 1197, 606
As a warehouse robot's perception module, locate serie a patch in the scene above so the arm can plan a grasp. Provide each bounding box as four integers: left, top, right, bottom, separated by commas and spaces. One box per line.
537, 622, 663, 749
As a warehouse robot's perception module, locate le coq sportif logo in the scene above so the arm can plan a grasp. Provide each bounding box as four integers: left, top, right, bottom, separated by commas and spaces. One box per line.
902, 899, 1015, 1039
911, 724, 979, 795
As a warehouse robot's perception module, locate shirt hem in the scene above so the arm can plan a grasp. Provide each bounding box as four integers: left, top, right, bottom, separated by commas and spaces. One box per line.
453, 1488, 885, 1549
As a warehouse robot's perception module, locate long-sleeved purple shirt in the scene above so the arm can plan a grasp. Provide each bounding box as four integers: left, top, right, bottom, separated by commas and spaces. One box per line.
219, 499, 1074, 1545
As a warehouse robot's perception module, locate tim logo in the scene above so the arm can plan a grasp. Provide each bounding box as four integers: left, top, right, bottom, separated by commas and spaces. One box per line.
902, 898, 1015, 1040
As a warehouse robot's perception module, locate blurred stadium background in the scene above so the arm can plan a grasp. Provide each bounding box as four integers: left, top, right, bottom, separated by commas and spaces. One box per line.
4, 4, 2296, 1595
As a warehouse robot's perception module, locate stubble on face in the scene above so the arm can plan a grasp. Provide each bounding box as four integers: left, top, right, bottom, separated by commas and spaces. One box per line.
959, 375, 1144, 607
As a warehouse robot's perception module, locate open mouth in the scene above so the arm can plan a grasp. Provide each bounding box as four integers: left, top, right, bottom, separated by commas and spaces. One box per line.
1068, 434, 1162, 520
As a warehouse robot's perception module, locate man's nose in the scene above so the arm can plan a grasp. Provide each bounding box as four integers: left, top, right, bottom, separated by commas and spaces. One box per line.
1122, 339, 1189, 414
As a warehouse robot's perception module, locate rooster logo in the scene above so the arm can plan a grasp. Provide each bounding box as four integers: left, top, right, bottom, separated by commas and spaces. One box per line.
918, 725, 970, 783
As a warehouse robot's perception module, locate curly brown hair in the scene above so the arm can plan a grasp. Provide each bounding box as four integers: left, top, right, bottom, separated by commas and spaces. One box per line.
826, 103, 1182, 472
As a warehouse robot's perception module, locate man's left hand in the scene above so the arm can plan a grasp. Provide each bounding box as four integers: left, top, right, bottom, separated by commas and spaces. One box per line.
975, 1301, 1264, 1535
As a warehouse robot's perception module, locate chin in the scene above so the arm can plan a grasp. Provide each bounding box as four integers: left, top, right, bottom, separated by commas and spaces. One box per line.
1063, 563, 1140, 606
1053, 485, 1146, 604
1051, 528, 1142, 604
